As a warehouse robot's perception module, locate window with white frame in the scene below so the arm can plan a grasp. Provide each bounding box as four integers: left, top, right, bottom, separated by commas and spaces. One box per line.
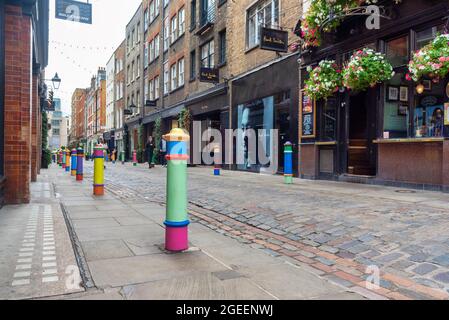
149, 79, 154, 100
137, 22, 141, 43
149, 39, 155, 62
164, 18, 169, 51
171, 15, 178, 44
246, 0, 279, 48
137, 56, 141, 78
171, 63, 177, 90
178, 7, 185, 35
149, 0, 155, 22
178, 58, 185, 87
163, 62, 169, 94
131, 61, 135, 80
154, 75, 160, 99
201, 39, 214, 68
154, 34, 160, 58
144, 9, 149, 31
144, 78, 149, 99
144, 42, 148, 66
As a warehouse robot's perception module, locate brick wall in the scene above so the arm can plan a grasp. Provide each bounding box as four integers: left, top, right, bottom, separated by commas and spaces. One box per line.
31, 73, 38, 182
4, 4, 32, 204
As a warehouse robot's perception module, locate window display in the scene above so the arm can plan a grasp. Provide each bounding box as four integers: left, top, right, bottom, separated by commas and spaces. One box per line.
383, 73, 409, 138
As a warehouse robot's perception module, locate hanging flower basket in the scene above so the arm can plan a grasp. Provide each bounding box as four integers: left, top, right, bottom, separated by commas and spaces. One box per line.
305, 60, 343, 100
408, 34, 449, 82
343, 48, 394, 91
300, 0, 361, 48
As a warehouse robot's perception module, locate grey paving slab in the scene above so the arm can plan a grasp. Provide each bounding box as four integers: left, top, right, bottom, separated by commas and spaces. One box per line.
74, 224, 164, 242
71, 218, 121, 229
88, 251, 228, 288
81, 240, 134, 261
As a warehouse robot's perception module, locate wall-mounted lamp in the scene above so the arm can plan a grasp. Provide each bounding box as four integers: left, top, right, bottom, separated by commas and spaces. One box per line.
416, 83, 424, 95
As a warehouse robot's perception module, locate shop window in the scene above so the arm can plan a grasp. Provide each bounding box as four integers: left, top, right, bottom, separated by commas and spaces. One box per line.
319, 98, 337, 141
416, 25, 444, 49
386, 36, 409, 67
413, 79, 448, 138
383, 72, 409, 138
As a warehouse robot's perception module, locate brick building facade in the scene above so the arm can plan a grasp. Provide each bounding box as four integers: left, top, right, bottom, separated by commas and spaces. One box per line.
71, 88, 88, 146
0, 0, 49, 205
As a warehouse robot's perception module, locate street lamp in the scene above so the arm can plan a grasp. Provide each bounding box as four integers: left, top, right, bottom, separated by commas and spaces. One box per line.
51, 73, 61, 90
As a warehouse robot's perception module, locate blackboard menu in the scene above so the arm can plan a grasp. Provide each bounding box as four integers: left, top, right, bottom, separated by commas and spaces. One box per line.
300, 91, 316, 138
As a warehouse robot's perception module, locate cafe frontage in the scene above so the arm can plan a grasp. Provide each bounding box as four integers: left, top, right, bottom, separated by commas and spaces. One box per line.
298, 0, 449, 191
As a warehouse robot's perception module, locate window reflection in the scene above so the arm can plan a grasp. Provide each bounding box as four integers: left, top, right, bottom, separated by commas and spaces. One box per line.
386, 36, 409, 67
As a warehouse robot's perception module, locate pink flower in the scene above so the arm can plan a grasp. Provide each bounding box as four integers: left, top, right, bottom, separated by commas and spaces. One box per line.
405, 73, 412, 81
439, 57, 446, 63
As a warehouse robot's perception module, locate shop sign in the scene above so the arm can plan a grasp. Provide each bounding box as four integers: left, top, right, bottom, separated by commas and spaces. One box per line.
55, 0, 92, 24
145, 100, 157, 107
445, 103, 449, 126
260, 27, 289, 53
300, 91, 316, 138
200, 67, 219, 83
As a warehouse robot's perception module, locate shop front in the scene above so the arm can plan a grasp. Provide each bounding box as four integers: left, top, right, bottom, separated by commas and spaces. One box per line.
186, 83, 229, 166
299, 0, 449, 191
231, 54, 299, 175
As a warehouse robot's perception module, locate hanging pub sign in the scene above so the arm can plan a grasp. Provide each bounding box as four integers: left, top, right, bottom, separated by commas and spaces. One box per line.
300, 90, 316, 138
55, 0, 92, 25
260, 27, 289, 53
145, 100, 157, 107
200, 67, 219, 83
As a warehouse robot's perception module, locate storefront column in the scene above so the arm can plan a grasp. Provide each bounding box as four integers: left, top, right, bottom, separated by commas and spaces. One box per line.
443, 141, 449, 191
0, 0, 5, 207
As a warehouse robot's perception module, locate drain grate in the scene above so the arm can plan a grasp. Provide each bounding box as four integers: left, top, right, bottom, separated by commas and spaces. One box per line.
395, 190, 417, 194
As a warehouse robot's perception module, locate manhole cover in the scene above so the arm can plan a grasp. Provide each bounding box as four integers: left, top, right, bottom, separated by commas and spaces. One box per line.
395, 190, 417, 194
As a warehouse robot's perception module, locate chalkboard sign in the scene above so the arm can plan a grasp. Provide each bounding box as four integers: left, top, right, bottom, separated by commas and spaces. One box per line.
300, 91, 316, 138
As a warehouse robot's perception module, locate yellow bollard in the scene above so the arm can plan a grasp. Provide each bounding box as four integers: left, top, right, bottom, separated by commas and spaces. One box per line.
93, 144, 104, 196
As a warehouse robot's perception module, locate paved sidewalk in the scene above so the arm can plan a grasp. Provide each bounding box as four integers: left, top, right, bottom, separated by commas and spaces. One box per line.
0, 173, 83, 299
43, 164, 363, 300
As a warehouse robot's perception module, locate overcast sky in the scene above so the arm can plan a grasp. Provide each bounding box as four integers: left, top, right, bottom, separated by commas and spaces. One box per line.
46, 0, 142, 116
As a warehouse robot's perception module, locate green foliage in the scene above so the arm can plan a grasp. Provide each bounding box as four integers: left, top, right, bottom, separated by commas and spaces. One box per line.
41, 111, 51, 169
408, 34, 449, 81
343, 48, 394, 92
152, 117, 162, 164
137, 124, 144, 163
305, 60, 342, 100
178, 108, 192, 131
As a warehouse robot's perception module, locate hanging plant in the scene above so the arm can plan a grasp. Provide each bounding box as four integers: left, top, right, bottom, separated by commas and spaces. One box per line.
301, 0, 361, 48
305, 60, 343, 100
178, 107, 192, 133
343, 48, 394, 91
407, 34, 449, 82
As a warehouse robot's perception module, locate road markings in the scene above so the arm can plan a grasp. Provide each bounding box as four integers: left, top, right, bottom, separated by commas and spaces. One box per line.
42, 262, 57, 268
43, 256, 56, 261
14, 271, 31, 278
16, 264, 32, 270
42, 276, 59, 283
42, 269, 57, 276
12, 279, 30, 286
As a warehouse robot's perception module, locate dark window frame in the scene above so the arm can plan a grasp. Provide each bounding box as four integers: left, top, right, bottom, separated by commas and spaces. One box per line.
218, 29, 226, 66
190, 49, 196, 80
190, 0, 196, 31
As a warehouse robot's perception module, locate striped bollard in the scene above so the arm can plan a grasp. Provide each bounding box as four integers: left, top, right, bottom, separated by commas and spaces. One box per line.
133, 150, 137, 166
65, 149, 71, 173
214, 146, 221, 176
121, 150, 125, 165
93, 145, 104, 196
76, 147, 84, 181
62, 149, 66, 169
284, 142, 293, 184
71, 149, 77, 176
163, 128, 190, 252
58, 150, 62, 167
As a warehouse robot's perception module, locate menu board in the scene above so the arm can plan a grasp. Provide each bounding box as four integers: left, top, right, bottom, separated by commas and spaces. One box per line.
300, 91, 316, 138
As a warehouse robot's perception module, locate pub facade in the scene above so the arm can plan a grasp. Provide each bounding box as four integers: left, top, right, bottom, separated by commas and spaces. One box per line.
299, 0, 449, 191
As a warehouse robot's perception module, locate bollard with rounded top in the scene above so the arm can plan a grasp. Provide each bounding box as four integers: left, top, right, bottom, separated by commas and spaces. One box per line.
132, 150, 137, 166
65, 148, 71, 172
93, 145, 105, 196
62, 149, 66, 169
121, 150, 125, 165
213, 146, 221, 176
71, 149, 77, 176
284, 142, 293, 184
76, 147, 84, 181
163, 128, 190, 252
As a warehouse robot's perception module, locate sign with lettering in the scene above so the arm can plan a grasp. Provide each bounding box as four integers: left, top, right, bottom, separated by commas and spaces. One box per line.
145, 100, 157, 107
260, 27, 289, 53
199, 67, 219, 83
55, 0, 92, 24
300, 91, 316, 138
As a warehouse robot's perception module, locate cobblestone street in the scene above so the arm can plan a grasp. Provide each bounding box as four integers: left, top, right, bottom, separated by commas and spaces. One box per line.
87, 161, 449, 300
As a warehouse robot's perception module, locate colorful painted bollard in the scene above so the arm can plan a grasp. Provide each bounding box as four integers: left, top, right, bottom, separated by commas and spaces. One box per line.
58, 151, 62, 167
62, 149, 66, 169
214, 146, 221, 176
76, 148, 84, 181
163, 129, 190, 252
133, 150, 137, 166
284, 142, 293, 184
121, 150, 125, 165
71, 149, 77, 176
65, 149, 71, 172
93, 145, 105, 196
